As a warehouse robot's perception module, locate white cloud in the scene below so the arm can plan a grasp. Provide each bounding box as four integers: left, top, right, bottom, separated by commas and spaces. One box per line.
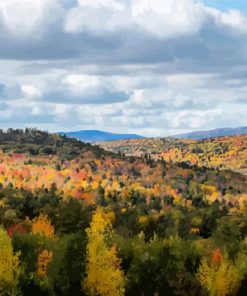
64, 0, 247, 38
1, 0, 246, 40
65, 0, 206, 37
65, 74, 100, 89
167, 109, 222, 129
77, 0, 124, 11
131, 0, 206, 38
14, 73, 129, 105
0, 0, 62, 36
21, 85, 41, 98
64, 0, 129, 34
0, 0, 247, 135
206, 7, 247, 33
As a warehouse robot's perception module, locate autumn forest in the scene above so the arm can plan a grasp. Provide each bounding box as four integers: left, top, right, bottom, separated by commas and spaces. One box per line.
0, 128, 247, 296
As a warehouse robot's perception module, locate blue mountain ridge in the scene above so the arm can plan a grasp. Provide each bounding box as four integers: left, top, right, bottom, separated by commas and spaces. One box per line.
58, 130, 145, 142
173, 126, 247, 140
59, 126, 247, 142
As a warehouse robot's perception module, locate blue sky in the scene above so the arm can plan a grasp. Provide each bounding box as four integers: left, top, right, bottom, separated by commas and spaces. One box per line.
0, 0, 247, 137
203, 0, 247, 14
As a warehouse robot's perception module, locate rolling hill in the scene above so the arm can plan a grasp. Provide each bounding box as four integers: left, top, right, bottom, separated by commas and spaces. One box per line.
1, 128, 247, 295
99, 135, 247, 175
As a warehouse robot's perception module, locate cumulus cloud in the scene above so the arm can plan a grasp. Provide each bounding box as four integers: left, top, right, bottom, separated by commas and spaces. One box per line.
0, 0, 247, 135
64, 0, 247, 38
0, 0, 63, 36
131, 0, 206, 38
64, 0, 128, 34
18, 74, 129, 104
207, 7, 247, 34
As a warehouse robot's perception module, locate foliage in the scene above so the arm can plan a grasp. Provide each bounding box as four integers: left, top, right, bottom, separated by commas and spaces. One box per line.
99, 135, 247, 175
196, 249, 245, 296
84, 209, 125, 296
32, 214, 54, 238
0, 129, 246, 294
0, 228, 21, 295
36, 249, 53, 278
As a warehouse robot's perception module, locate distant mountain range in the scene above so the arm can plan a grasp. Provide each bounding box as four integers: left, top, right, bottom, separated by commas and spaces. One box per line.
173, 126, 247, 140
58, 130, 145, 142
59, 126, 247, 142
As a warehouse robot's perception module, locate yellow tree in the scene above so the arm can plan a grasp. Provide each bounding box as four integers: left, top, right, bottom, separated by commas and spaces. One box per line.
84, 208, 125, 296
32, 214, 54, 238
36, 249, 53, 278
196, 249, 243, 296
0, 228, 21, 295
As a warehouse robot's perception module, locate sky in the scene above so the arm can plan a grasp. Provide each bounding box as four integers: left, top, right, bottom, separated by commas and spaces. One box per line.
0, 0, 247, 137
203, 1, 247, 14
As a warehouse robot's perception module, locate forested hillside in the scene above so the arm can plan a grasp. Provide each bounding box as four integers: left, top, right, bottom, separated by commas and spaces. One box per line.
0, 129, 247, 295
99, 135, 247, 175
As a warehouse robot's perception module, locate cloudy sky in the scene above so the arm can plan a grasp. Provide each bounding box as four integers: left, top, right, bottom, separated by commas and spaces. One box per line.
0, 0, 247, 137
